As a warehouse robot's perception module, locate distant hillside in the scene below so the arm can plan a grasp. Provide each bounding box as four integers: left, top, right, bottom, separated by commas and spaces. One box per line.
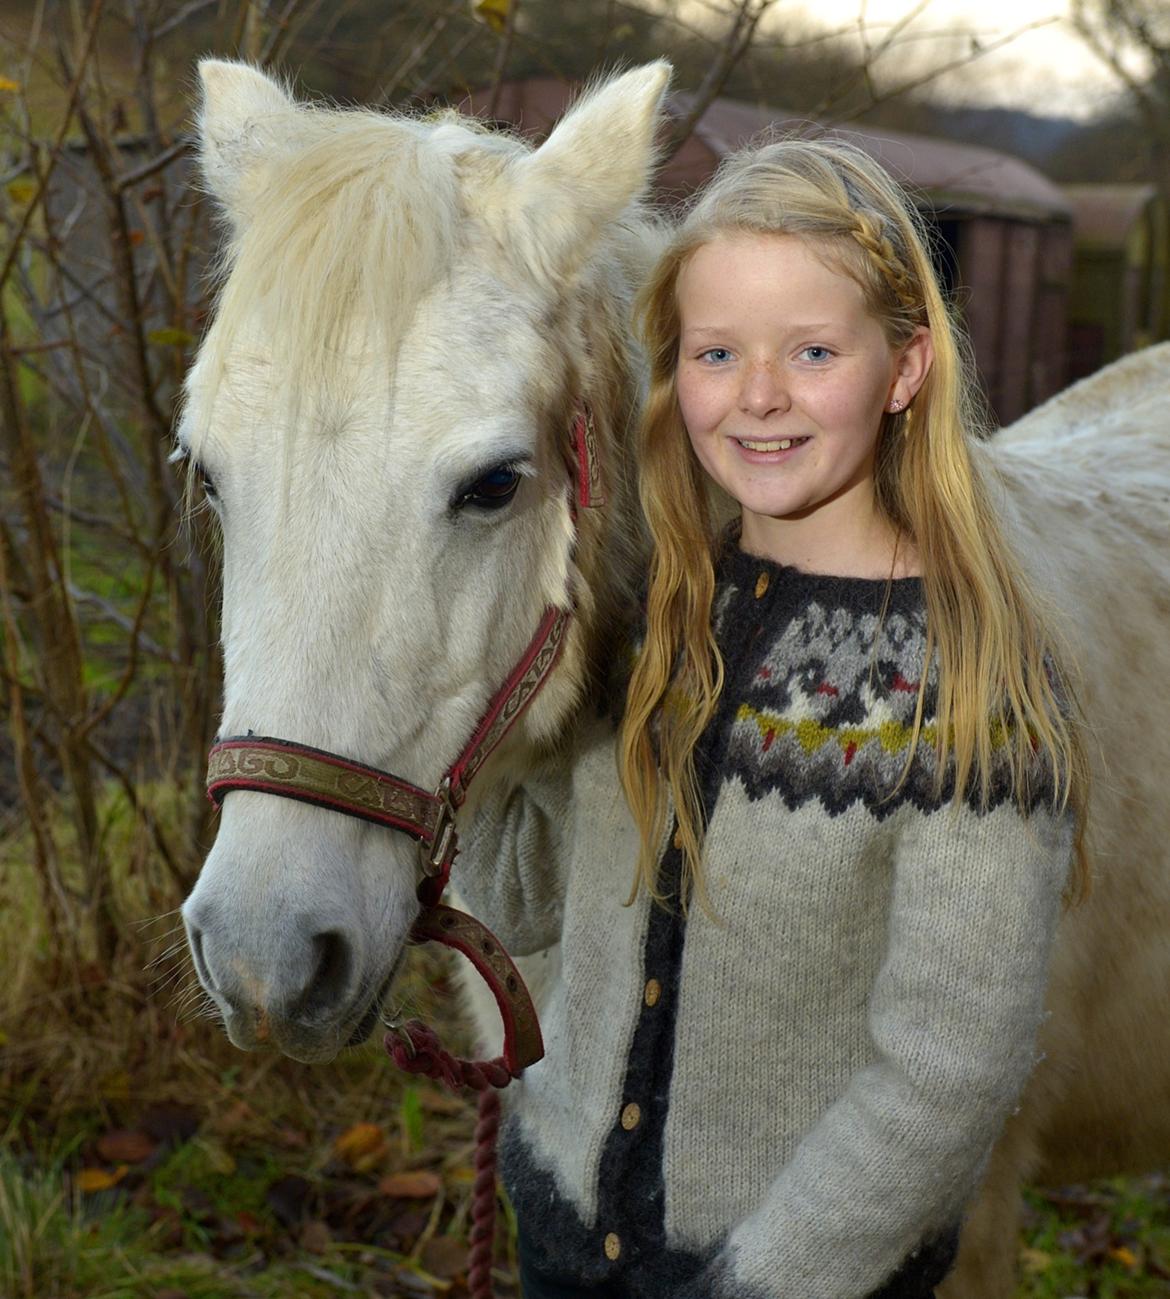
855, 98, 1149, 184
922, 105, 1082, 167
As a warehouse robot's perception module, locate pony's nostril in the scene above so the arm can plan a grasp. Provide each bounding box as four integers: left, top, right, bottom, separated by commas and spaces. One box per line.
188, 925, 218, 994
292, 930, 352, 1018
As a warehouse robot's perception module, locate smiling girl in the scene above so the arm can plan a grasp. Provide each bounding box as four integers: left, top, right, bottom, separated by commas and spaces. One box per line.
460, 138, 1085, 1299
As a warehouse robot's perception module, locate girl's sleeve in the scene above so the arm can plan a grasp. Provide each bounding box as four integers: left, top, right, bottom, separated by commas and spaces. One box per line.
452, 712, 614, 956
681, 796, 1074, 1299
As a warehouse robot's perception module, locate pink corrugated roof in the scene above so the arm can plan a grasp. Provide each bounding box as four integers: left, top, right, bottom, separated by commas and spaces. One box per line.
674, 93, 1071, 220
457, 79, 1070, 221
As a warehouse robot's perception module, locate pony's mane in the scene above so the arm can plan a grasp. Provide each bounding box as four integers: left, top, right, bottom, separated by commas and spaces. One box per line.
193, 104, 525, 442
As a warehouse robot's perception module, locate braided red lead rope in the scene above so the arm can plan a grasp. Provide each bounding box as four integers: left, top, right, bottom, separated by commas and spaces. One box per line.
469, 1090, 502, 1297
385, 1021, 511, 1299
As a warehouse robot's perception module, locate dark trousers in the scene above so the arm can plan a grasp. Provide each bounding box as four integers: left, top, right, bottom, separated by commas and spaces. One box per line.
519, 1256, 624, 1298
518, 1226, 956, 1298
519, 1255, 945, 1299
521, 1271, 939, 1299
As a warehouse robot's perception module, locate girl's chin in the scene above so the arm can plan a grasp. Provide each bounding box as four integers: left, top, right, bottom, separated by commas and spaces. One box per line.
736, 494, 816, 524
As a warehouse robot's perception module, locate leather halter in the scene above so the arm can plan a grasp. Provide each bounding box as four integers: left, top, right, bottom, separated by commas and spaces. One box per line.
205, 401, 602, 1077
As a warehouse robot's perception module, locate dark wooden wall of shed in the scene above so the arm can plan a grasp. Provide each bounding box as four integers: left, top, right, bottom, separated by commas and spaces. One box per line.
957, 216, 1072, 425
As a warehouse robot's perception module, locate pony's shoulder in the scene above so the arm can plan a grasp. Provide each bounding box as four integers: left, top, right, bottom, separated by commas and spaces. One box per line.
997, 341, 1170, 447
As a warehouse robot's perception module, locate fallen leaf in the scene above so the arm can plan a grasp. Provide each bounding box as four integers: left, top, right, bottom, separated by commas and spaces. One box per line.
236, 1210, 263, 1236
128, 230, 145, 247
147, 327, 195, 348
378, 1170, 441, 1199
334, 1122, 387, 1170
471, 0, 510, 34
300, 1218, 332, 1254
1019, 1247, 1051, 1274
7, 179, 37, 205
0, 77, 21, 93
96, 1130, 156, 1165
1108, 1245, 1139, 1268
77, 1166, 127, 1192
193, 1136, 235, 1175
422, 1235, 467, 1279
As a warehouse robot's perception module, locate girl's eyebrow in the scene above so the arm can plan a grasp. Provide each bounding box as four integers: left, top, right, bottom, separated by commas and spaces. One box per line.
681, 322, 842, 337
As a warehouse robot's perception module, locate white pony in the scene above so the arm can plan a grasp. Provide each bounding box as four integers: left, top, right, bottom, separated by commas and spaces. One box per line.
179, 60, 1170, 1298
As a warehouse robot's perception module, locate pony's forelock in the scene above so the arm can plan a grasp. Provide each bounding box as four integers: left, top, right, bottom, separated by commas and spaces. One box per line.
187, 105, 529, 461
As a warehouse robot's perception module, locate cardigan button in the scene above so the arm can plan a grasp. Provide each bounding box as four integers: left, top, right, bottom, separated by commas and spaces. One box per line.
604, 1231, 622, 1261
754, 570, 770, 599
620, 1102, 642, 1131
644, 978, 662, 1007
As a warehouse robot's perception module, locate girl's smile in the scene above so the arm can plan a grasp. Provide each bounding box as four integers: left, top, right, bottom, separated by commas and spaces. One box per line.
675, 232, 932, 573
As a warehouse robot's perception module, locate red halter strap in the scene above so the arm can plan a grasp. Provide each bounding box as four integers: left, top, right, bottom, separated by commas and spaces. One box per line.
204, 400, 600, 1077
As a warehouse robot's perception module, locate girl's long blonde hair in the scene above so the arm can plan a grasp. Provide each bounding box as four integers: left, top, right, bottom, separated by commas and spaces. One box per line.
618, 136, 1088, 912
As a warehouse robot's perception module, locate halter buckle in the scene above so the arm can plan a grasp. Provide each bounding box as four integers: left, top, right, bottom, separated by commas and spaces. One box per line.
421, 776, 457, 877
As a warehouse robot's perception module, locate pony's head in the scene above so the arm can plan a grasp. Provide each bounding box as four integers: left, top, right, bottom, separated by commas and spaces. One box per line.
179, 60, 668, 1061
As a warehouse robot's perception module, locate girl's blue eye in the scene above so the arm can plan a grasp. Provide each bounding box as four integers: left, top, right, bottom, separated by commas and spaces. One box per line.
700, 347, 733, 364
801, 346, 833, 363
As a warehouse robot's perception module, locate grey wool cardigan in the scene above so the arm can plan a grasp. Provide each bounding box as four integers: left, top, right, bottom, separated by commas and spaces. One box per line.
456, 544, 1073, 1299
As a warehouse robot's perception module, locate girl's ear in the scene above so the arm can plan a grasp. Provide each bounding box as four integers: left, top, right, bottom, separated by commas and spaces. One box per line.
890, 326, 934, 408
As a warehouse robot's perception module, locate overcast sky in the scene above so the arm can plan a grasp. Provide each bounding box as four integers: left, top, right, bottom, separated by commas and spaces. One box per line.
767, 0, 1138, 119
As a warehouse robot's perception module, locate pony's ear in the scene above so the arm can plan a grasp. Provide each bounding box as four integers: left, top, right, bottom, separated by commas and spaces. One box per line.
197, 59, 300, 229
508, 61, 671, 281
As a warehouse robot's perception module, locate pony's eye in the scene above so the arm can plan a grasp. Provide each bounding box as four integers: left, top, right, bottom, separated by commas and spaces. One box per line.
455, 464, 522, 512
170, 443, 219, 503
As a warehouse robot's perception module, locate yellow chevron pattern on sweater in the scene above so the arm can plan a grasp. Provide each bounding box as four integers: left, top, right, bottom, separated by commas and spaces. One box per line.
735, 701, 937, 760
736, 702, 1014, 762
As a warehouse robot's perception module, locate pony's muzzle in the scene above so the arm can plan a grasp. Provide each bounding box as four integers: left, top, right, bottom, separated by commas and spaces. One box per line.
183, 899, 368, 1060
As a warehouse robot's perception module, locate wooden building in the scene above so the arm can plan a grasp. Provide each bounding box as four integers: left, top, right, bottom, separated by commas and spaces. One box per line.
1062, 183, 1170, 383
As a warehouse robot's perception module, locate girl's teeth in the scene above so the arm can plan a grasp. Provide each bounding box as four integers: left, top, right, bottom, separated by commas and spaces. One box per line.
740, 438, 795, 451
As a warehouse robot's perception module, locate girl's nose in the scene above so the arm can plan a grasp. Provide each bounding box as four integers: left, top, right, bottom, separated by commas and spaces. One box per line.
739, 362, 790, 418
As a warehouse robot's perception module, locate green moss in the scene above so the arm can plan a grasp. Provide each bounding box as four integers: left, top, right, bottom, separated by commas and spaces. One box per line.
150, 1137, 287, 1246
1018, 1176, 1170, 1297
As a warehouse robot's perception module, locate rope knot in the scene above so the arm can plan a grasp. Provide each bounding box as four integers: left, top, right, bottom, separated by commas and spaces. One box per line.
383, 1020, 518, 1093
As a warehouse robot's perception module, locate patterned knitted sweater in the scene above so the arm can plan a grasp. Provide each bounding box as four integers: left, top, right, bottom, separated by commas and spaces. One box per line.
457, 544, 1073, 1299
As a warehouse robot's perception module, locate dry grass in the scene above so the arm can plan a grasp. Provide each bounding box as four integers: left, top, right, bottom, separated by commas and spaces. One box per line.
0, 785, 504, 1298
3, 789, 1170, 1296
